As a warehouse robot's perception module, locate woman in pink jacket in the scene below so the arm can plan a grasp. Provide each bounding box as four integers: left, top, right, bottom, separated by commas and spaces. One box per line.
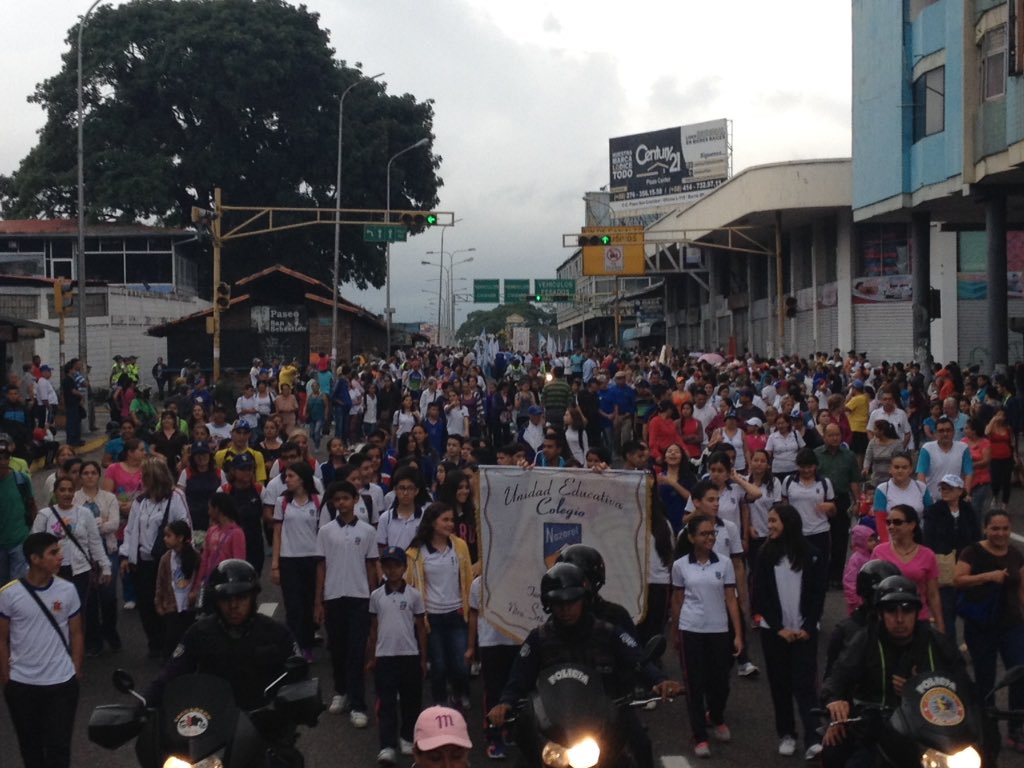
191, 492, 247, 605
842, 523, 878, 614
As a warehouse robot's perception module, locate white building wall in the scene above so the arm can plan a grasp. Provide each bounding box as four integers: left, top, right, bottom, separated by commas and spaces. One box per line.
930, 227, 959, 363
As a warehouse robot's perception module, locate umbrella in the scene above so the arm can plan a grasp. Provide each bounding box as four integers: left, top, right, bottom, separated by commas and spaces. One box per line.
698, 352, 724, 366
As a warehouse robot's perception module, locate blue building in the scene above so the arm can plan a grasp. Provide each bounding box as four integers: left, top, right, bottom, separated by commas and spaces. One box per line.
853, 0, 1024, 370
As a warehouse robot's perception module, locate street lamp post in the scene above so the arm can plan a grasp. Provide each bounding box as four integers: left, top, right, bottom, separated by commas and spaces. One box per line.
331, 70, 383, 370
77, 0, 104, 411
426, 247, 475, 344
449, 252, 474, 341
385, 137, 429, 353
433, 217, 462, 345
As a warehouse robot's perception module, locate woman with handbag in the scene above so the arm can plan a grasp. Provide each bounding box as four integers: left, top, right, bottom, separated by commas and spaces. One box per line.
74, 461, 122, 655
923, 474, 981, 641
953, 509, 1024, 751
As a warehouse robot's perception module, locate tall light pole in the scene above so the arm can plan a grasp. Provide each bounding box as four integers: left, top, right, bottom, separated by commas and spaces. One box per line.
433, 217, 462, 345
77, 0, 104, 392
331, 70, 383, 370
449, 251, 474, 341
426, 246, 475, 344
385, 137, 429, 352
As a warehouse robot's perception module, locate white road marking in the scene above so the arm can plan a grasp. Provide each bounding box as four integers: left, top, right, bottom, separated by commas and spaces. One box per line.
258, 601, 278, 617
661, 756, 694, 768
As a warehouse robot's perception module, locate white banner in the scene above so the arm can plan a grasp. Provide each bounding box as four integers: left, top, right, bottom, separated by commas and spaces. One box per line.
478, 467, 650, 643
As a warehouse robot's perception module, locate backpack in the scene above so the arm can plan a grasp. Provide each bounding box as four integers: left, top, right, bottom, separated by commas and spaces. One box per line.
280, 494, 323, 531
782, 472, 829, 501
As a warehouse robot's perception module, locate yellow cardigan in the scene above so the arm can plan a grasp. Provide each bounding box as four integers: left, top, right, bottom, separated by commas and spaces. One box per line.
405, 535, 474, 624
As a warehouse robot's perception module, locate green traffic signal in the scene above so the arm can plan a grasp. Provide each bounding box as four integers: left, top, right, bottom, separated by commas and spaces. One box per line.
534, 294, 542, 302
599, 235, 611, 246
426, 213, 438, 226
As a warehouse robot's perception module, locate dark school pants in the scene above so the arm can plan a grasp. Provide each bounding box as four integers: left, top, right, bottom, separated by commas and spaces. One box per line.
678, 629, 733, 744
375, 655, 422, 749
759, 627, 820, 747
133, 560, 162, 653
4, 677, 79, 768
279, 556, 318, 650
324, 596, 370, 711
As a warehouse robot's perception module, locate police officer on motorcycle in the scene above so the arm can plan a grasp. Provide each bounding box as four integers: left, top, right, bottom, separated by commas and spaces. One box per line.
145, 559, 300, 710
557, 544, 638, 637
487, 563, 682, 768
820, 575, 964, 766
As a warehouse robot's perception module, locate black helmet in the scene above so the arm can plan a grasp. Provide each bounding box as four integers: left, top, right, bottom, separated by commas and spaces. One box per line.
874, 575, 921, 610
556, 544, 606, 593
207, 559, 261, 600
856, 560, 902, 602
540, 563, 589, 612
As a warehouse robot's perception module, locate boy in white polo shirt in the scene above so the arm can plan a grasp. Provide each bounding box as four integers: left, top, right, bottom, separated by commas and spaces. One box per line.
368, 546, 427, 766
313, 481, 378, 728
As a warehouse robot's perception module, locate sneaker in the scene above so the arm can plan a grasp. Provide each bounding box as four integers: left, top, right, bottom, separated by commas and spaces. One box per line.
376, 747, 397, 765
779, 736, 797, 756
460, 694, 471, 711
713, 724, 731, 742
486, 742, 508, 759
804, 744, 823, 761
737, 661, 760, 677
350, 710, 369, 728
123, 601, 136, 610
694, 741, 711, 758
399, 738, 414, 756
328, 694, 348, 715
470, 660, 482, 677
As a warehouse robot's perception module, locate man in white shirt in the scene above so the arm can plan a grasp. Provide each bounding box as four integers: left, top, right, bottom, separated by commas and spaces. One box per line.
916, 417, 973, 500
32, 365, 59, 430
521, 406, 546, 455
690, 388, 718, 446
866, 389, 912, 448
419, 378, 443, 416
0, 532, 82, 768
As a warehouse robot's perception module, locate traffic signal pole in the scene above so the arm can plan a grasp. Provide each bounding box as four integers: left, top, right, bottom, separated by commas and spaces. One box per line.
212, 187, 223, 382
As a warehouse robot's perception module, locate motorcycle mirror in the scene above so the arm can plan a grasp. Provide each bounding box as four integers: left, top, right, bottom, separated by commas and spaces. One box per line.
112, 669, 136, 695
638, 636, 666, 668
992, 665, 1024, 694
284, 655, 309, 677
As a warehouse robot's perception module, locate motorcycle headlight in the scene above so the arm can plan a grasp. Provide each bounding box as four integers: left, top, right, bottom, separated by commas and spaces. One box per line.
162, 757, 224, 768
566, 736, 600, 768
542, 741, 569, 768
921, 746, 981, 768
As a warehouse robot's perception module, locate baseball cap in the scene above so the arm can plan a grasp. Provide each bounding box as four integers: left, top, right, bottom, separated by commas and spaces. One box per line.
790, 407, 803, 419
39, 364, 51, 372
528, 405, 544, 416
852, 379, 865, 389
726, 410, 738, 420
746, 416, 763, 428
231, 420, 252, 432
414, 706, 472, 751
379, 546, 407, 564
231, 452, 255, 470
939, 474, 964, 489
191, 441, 212, 455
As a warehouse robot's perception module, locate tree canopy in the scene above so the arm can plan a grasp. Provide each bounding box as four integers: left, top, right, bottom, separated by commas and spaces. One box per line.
1, 0, 442, 289
455, 302, 555, 343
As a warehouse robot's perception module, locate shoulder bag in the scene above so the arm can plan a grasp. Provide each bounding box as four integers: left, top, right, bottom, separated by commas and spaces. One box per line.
19, 578, 72, 657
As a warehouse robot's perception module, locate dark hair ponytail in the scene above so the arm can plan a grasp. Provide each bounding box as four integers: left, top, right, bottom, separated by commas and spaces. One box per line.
166, 519, 198, 580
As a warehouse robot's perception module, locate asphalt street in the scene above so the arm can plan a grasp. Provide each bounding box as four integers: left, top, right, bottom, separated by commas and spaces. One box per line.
3, 458, 1024, 767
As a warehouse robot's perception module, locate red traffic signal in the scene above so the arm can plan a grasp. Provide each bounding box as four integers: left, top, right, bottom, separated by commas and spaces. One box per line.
215, 281, 231, 310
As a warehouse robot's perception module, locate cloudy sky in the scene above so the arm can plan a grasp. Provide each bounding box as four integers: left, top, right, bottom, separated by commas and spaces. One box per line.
2, 0, 852, 328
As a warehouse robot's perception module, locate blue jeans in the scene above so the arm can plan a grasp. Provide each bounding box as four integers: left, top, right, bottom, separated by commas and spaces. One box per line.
427, 610, 469, 704
308, 418, 325, 450
333, 405, 350, 441
0, 544, 28, 583
66, 403, 82, 444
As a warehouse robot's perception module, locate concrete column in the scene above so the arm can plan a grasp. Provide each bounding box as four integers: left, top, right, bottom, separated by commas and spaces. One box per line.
986, 194, 1009, 373
746, 257, 754, 356
812, 222, 823, 353
911, 211, 933, 371
706, 254, 717, 351
836, 212, 854, 354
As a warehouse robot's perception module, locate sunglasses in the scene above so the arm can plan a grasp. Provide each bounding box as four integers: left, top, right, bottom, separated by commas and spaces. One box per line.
886, 519, 907, 527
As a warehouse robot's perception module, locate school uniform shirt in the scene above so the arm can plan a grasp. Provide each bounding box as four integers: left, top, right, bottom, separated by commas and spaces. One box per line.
376, 506, 425, 552
872, 479, 932, 515
0, 576, 80, 685
315, 516, 378, 600
782, 474, 835, 536
470, 577, 517, 647
747, 477, 784, 538
648, 521, 674, 585
445, 405, 468, 436
120, 491, 191, 564
32, 505, 110, 577
710, 517, 744, 560
260, 473, 325, 510
268, 458, 324, 482
765, 430, 804, 474
370, 582, 425, 657
420, 543, 463, 613
671, 551, 736, 633
273, 495, 332, 558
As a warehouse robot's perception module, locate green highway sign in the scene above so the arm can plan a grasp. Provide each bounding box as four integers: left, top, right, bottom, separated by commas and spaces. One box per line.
473, 279, 500, 303
504, 279, 531, 303
363, 224, 408, 243
534, 279, 576, 297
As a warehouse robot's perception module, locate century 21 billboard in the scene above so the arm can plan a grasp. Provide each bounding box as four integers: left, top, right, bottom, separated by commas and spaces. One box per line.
608, 119, 730, 213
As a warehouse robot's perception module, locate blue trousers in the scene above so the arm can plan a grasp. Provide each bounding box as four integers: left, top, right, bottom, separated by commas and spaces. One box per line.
324, 596, 370, 711
426, 610, 469, 704
375, 655, 422, 748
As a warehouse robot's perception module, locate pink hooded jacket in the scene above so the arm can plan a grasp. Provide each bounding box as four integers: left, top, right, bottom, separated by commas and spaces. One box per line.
842, 524, 877, 614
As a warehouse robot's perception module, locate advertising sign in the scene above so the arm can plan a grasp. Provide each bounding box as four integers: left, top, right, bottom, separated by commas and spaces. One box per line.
477, 466, 649, 642
609, 119, 729, 213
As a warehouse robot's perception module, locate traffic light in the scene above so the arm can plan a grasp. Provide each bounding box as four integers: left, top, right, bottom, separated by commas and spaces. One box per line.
215, 281, 231, 310
401, 212, 438, 234
785, 296, 797, 318
578, 234, 613, 247
533, 293, 543, 302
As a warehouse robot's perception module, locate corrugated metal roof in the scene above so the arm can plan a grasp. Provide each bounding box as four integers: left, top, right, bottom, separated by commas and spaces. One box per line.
0, 219, 190, 236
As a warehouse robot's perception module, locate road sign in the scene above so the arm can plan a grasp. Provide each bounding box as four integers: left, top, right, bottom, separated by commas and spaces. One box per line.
534, 279, 576, 298
504, 279, 531, 303
580, 226, 645, 276
473, 279, 500, 303
363, 224, 408, 243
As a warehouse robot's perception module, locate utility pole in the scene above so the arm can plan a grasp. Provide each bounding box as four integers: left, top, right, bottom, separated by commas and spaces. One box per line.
212, 187, 223, 382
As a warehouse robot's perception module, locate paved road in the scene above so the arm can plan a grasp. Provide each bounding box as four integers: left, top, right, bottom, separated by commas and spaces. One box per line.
4, 454, 1024, 766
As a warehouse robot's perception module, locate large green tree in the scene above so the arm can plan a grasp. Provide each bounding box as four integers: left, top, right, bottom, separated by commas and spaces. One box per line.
456, 302, 555, 343
1, 0, 442, 288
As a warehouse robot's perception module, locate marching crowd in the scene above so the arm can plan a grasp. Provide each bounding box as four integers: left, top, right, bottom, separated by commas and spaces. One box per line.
1, 344, 1024, 767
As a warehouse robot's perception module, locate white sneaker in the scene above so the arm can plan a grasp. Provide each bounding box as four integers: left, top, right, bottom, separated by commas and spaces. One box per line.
350, 710, 369, 728
328, 694, 348, 714
123, 601, 136, 610
737, 661, 760, 677
377, 747, 397, 765
804, 744, 823, 761
399, 738, 414, 756
779, 735, 797, 756
470, 660, 482, 676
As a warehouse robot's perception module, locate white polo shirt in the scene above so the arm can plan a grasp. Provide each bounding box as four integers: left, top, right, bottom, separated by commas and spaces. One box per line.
867, 407, 912, 444
0, 576, 80, 685
273, 495, 332, 557
376, 507, 424, 552
470, 577, 517, 647
782, 474, 835, 536
261, 474, 325, 509
369, 582, 425, 657
671, 552, 735, 633
422, 543, 462, 613
316, 516, 378, 600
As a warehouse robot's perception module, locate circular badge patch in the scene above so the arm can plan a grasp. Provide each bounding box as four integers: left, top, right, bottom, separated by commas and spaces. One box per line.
919, 687, 965, 727
175, 708, 211, 737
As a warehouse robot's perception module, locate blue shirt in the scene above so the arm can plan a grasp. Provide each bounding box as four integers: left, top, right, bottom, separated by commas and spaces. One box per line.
607, 383, 637, 415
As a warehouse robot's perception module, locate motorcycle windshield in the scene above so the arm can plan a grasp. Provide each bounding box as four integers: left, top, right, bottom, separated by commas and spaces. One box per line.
534, 663, 614, 743
891, 669, 980, 755
159, 673, 240, 761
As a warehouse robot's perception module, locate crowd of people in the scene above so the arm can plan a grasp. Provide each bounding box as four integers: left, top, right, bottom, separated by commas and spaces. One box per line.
1, 344, 1024, 767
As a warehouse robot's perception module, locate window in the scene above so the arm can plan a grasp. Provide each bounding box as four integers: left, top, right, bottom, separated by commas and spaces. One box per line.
908, 0, 938, 21
913, 67, 945, 142
983, 26, 1007, 100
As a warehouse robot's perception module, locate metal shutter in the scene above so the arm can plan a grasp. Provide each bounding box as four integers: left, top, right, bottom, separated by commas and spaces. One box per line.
853, 303, 912, 361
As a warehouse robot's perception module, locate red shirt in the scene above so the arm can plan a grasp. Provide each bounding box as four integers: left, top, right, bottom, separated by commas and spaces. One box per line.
678, 417, 703, 459
648, 415, 682, 462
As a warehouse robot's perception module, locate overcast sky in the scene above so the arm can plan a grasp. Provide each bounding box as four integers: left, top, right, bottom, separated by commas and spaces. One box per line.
2, 0, 852, 328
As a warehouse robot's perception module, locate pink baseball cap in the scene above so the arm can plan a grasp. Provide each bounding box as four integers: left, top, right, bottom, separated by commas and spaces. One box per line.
414, 705, 472, 751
